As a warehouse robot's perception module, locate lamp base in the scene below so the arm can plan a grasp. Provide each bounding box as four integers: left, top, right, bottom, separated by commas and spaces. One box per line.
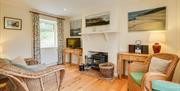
153, 43, 161, 53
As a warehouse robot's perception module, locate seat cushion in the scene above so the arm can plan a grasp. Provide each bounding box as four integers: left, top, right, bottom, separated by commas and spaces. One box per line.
14, 64, 47, 72
152, 80, 180, 91
130, 72, 144, 86
12, 56, 27, 66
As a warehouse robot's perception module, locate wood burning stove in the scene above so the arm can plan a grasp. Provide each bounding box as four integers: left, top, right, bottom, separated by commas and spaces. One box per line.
85, 52, 108, 69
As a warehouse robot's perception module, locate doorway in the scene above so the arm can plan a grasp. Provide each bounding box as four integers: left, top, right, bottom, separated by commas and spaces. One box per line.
40, 19, 58, 65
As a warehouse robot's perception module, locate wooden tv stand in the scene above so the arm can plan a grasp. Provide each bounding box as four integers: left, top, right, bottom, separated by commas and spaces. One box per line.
63, 48, 82, 65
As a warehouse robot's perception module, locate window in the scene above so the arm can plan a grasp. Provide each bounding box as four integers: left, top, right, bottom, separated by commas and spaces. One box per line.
40, 19, 57, 48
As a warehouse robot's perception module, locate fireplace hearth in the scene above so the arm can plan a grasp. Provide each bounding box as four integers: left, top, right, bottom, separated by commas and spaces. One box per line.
85, 51, 108, 69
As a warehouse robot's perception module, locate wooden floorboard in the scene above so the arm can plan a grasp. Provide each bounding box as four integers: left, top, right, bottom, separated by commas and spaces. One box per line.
61, 64, 128, 91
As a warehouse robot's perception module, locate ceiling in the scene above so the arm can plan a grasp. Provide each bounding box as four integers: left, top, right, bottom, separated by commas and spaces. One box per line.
24, 0, 119, 16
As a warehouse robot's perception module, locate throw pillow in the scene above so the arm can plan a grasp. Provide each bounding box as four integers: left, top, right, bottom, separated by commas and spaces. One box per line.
11, 56, 27, 66
149, 57, 171, 73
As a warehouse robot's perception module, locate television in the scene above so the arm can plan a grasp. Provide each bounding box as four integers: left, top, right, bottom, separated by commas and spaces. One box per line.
66, 38, 81, 48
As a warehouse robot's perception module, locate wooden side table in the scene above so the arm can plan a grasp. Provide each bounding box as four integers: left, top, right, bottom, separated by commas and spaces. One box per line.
117, 53, 150, 79
63, 48, 82, 65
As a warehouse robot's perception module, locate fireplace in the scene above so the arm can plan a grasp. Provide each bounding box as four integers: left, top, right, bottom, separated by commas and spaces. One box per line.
85, 51, 108, 69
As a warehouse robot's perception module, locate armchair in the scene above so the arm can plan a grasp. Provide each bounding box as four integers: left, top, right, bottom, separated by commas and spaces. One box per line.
0, 58, 65, 91
128, 53, 179, 91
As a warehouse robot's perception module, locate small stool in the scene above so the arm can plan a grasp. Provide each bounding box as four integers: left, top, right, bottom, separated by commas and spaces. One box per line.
99, 62, 114, 79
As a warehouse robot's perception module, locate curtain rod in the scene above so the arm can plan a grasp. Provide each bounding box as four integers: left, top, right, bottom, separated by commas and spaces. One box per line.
29, 11, 65, 20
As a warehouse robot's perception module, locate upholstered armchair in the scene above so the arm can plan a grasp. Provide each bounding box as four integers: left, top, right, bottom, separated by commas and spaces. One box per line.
0, 58, 65, 91
128, 53, 179, 91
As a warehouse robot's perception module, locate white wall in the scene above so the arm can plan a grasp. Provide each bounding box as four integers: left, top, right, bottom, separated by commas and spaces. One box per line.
118, 0, 178, 53
0, 0, 32, 59
0, 0, 70, 60
74, 0, 179, 77
118, 0, 180, 81
172, 0, 180, 83
79, 4, 122, 76
177, 0, 180, 56
0, 0, 179, 81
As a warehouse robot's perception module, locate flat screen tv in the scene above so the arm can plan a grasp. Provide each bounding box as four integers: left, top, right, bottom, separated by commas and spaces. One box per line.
66, 38, 81, 48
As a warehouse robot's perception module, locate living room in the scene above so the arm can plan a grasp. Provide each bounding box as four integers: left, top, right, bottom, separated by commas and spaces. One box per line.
0, 0, 180, 91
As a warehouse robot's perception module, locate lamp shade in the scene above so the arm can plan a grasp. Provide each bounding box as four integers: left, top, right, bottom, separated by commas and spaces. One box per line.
149, 32, 166, 44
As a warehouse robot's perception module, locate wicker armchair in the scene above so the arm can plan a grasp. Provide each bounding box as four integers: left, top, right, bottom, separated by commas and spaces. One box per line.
128, 53, 179, 91
0, 59, 65, 91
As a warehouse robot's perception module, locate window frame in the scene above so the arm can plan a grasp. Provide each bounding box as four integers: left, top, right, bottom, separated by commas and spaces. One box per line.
40, 19, 58, 48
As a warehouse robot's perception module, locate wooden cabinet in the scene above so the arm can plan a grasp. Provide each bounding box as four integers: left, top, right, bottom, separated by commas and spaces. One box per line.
63, 48, 82, 65
117, 53, 149, 79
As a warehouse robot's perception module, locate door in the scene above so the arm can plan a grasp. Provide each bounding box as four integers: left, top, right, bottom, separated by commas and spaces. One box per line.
40, 19, 58, 65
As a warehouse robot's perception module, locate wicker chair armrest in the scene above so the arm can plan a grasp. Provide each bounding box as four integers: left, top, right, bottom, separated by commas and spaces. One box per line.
24, 58, 39, 65
1, 65, 65, 79
0, 65, 65, 91
28, 65, 65, 78
141, 72, 168, 91
128, 61, 149, 73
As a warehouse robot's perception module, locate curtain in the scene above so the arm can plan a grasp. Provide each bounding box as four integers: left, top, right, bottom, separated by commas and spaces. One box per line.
57, 18, 64, 64
32, 13, 41, 63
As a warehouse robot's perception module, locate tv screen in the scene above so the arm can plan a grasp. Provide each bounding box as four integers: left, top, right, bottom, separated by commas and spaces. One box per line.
66, 38, 81, 48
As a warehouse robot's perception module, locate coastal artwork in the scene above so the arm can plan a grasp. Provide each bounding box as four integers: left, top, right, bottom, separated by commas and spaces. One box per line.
86, 13, 110, 27
4, 17, 22, 30
128, 7, 166, 32
70, 19, 81, 36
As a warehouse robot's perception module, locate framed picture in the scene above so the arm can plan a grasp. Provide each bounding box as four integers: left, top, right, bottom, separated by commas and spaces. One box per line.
4, 17, 22, 30
128, 7, 166, 32
70, 19, 81, 36
85, 12, 110, 27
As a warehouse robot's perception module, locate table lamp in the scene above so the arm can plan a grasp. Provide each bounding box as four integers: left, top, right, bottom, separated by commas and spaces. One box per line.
149, 32, 166, 53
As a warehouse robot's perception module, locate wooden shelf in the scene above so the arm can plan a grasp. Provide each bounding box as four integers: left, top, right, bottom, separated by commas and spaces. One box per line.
80, 31, 119, 41
80, 31, 119, 35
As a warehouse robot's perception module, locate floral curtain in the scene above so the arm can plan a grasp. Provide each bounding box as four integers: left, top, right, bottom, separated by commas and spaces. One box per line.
57, 18, 64, 64
32, 13, 41, 63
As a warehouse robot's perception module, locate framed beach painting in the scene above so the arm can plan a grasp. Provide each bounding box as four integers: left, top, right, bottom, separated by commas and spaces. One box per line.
128, 7, 166, 32
70, 19, 82, 36
85, 12, 110, 27
4, 17, 22, 30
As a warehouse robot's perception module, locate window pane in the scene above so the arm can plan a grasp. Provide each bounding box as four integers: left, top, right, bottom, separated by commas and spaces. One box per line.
40, 19, 57, 48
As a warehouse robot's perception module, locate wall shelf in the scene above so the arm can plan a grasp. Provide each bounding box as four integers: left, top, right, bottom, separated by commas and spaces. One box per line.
80, 31, 119, 41
80, 31, 119, 35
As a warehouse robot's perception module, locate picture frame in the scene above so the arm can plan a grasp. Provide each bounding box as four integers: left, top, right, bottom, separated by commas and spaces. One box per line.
70, 19, 82, 36
4, 17, 22, 30
128, 7, 166, 32
85, 12, 110, 27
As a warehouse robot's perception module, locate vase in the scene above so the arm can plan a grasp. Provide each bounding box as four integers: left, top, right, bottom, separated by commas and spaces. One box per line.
153, 43, 161, 53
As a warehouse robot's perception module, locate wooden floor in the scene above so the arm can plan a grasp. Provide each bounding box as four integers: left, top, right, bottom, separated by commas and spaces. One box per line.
60, 64, 128, 91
